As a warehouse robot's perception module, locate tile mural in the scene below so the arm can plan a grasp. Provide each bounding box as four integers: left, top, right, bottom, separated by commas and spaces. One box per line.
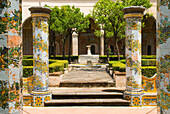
157, 0, 170, 113
0, 0, 22, 113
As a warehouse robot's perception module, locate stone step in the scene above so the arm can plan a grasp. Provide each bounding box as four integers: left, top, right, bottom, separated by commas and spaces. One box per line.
45, 99, 130, 106
52, 92, 123, 99
49, 87, 125, 93
59, 81, 115, 87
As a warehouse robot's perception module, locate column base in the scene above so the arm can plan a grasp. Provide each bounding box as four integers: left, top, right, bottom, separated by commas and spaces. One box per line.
124, 90, 144, 107
31, 90, 52, 107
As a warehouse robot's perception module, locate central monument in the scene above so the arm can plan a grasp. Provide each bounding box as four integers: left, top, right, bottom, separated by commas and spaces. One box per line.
78, 45, 99, 63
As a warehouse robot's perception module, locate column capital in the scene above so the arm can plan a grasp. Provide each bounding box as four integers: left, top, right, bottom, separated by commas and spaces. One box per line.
29, 7, 51, 18
123, 6, 146, 18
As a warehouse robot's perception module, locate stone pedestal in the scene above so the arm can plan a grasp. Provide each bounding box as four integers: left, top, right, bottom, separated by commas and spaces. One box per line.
87, 45, 92, 55
156, 1, 170, 113
123, 6, 146, 107
0, 0, 22, 113
29, 7, 52, 107
72, 31, 78, 56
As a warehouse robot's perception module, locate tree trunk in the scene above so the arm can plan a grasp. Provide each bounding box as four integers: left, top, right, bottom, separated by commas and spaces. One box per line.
107, 51, 109, 63
123, 45, 125, 59
53, 31, 56, 59
62, 35, 66, 60
116, 40, 120, 61
68, 33, 72, 64
49, 31, 52, 58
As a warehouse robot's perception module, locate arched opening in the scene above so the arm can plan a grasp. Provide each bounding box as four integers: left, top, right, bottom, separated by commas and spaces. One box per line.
142, 15, 156, 55
91, 45, 95, 54
22, 17, 33, 55
147, 45, 151, 55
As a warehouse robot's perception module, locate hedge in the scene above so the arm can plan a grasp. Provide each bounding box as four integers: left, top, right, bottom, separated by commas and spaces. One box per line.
142, 59, 156, 66
23, 59, 68, 67
118, 59, 156, 66
142, 66, 157, 78
23, 66, 33, 77
23, 55, 78, 61
142, 55, 156, 59
23, 59, 34, 66
100, 55, 156, 62
109, 61, 156, 77
23, 59, 68, 77
100, 55, 125, 61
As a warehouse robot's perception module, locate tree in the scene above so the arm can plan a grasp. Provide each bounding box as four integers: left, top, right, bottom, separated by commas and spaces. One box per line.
49, 5, 89, 63
92, 0, 125, 61
92, 0, 152, 61
121, 0, 152, 9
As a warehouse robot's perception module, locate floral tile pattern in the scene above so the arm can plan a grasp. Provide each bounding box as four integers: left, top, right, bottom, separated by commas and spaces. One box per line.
125, 17, 142, 92
0, 0, 22, 113
142, 74, 157, 93
124, 7, 144, 107
157, 0, 170, 113
32, 16, 49, 92
142, 96, 157, 106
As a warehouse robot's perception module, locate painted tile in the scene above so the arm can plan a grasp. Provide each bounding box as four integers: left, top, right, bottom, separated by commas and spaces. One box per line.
157, 0, 170, 113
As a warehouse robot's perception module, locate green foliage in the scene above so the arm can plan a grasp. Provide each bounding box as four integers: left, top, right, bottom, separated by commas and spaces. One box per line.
23, 55, 33, 59
23, 59, 68, 77
23, 55, 78, 61
92, 0, 125, 40
23, 66, 33, 77
142, 66, 157, 77
22, 59, 33, 66
100, 55, 156, 62
142, 55, 156, 59
50, 5, 89, 36
122, 0, 152, 9
50, 55, 78, 61
49, 5, 89, 60
142, 59, 156, 66
109, 60, 156, 77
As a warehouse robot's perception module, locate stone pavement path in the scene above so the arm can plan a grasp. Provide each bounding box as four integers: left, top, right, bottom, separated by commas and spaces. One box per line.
60, 68, 113, 82
23, 107, 157, 114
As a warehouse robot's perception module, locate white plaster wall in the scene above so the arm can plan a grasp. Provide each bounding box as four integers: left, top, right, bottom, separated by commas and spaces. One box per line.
22, 0, 157, 23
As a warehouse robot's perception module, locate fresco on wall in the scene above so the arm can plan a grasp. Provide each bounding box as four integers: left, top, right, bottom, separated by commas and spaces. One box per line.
0, 0, 22, 113
157, 0, 170, 113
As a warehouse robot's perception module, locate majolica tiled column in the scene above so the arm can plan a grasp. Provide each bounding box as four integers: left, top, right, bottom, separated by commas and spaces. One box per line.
123, 6, 145, 107
0, 0, 22, 113
29, 7, 52, 107
157, 1, 170, 113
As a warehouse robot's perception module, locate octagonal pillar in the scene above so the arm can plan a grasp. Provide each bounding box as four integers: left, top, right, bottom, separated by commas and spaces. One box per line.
156, 1, 170, 113
123, 6, 146, 107
29, 7, 52, 107
0, 0, 22, 113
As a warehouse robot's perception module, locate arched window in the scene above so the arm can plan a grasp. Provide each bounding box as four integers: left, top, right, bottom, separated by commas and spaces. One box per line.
91, 45, 95, 54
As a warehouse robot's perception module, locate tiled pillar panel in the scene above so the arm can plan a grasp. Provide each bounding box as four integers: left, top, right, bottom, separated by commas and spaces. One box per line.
123, 6, 146, 107
0, 0, 22, 113
29, 7, 52, 107
157, 0, 170, 113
